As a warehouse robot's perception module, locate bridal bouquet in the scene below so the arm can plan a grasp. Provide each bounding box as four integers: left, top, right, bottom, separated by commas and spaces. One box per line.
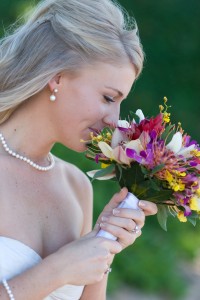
85, 97, 200, 232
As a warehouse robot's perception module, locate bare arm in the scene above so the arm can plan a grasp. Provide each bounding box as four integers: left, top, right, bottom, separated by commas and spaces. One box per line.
0, 234, 121, 300
74, 170, 109, 300
0, 253, 64, 300
81, 275, 108, 300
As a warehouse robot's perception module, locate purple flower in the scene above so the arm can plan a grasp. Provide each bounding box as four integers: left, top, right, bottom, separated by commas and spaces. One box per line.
126, 148, 143, 163
95, 154, 100, 164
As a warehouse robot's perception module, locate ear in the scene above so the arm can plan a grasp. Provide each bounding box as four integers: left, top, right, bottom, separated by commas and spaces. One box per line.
48, 74, 62, 92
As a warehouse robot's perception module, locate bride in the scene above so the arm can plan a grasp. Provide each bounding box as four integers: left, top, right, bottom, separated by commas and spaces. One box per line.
0, 0, 157, 299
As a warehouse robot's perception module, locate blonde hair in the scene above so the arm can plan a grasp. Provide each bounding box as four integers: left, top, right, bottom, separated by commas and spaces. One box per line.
0, 0, 144, 124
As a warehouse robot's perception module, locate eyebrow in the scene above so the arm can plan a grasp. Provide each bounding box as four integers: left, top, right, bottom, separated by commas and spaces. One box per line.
104, 86, 123, 97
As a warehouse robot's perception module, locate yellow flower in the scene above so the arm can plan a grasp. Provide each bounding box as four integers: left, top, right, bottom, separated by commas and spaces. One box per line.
180, 172, 186, 177
191, 181, 198, 188
163, 96, 168, 103
177, 211, 187, 222
191, 149, 200, 157
196, 188, 200, 196
96, 135, 102, 141
163, 112, 171, 123
101, 163, 110, 169
172, 181, 185, 192
173, 170, 186, 177
106, 132, 112, 140
159, 105, 164, 112
190, 196, 200, 211
165, 171, 185, 191
165, 170, 173, 183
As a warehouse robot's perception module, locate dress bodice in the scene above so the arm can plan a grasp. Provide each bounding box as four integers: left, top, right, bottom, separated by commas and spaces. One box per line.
0, 237, 84, 300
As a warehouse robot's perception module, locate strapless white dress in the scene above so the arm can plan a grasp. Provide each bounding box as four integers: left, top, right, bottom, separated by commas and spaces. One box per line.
0, 237, 84, 300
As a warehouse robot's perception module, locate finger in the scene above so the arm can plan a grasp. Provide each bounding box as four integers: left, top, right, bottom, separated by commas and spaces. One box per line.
92, 222, 101, 235
103, 187, 128, 212
112, 207, 145, 229
99, 223, 141, 248
101, 215, 136, 232
138, 200, 158, 216
82, 223, 101, 239
100, 239, 122, 254
95, 188, 128, 225
81, 231, 122, 254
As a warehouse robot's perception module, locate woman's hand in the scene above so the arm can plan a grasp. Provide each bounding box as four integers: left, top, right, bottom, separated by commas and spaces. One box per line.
51, 232, 122, 286
95, 187, 157, 249
51, 188, 157, 287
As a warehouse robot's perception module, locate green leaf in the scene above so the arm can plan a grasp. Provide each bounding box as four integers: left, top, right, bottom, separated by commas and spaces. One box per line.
92, 164, 115, 180
168, 206, 177, 217
129, 111, 140, 123
116, 164, 123, 182
161, 123, 175, 140
149, 178, 161, 191
101, 126, 113, 136
115, 163, 145, 190
140, 165, 150, 175
157, 204, 169, 231
150, 164, 165, 175
161, 124, 176, 144
114, 162, 175, 230
188, 217, 197, 227
131, 181, 173, 202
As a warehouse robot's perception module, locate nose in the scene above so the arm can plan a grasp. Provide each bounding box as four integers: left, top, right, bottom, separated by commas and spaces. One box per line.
103, 105, 120, 127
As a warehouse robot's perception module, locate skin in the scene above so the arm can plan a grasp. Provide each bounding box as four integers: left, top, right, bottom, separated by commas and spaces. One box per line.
0, 62, 157, 300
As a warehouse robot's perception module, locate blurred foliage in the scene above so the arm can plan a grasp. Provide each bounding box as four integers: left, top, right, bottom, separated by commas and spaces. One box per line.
1, 0, 200, 298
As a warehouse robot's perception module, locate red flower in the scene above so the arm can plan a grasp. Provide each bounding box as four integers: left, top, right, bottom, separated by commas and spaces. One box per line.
131, 113, 163, 140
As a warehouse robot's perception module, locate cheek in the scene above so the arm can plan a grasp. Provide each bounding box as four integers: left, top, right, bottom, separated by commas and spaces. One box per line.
82, 102, 104, 120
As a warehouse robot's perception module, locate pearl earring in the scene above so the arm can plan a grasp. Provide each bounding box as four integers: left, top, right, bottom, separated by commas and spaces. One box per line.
50, 88, 58, 101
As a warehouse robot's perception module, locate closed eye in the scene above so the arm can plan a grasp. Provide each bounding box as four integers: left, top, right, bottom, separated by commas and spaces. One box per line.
104, 95, 115, 103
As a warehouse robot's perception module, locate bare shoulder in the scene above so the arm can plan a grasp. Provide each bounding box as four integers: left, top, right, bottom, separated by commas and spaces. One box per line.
55, 156, 93, 198
54, 156, 93, 234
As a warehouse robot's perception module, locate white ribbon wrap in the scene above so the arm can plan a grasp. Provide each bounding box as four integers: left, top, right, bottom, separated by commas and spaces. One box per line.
97, 192, 140, 240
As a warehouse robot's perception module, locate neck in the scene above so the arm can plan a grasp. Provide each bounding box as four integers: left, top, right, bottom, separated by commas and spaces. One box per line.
0, 93, 56, 164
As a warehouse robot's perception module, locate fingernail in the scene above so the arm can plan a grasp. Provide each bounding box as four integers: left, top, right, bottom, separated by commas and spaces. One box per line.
139, 200, 146, 207
102, 216, 108, 222
100, 223, 106, 228
113, 209, 120, 215
95, 223, 100, 229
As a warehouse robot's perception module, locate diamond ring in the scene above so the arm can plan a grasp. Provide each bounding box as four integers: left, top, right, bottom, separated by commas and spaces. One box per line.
105, 267, 112, 274
131, 224, 140, 234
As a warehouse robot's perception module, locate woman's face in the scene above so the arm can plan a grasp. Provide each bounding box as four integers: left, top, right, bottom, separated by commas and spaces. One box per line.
53, 62, 136, 152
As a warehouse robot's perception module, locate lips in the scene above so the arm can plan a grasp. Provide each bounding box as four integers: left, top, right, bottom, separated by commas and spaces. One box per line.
88, 127, 102, 134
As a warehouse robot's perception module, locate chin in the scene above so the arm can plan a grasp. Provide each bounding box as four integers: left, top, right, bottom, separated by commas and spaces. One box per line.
67, 142, 87, 153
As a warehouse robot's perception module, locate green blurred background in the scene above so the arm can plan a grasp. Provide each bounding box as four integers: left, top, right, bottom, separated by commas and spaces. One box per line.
1, 0, 200, 298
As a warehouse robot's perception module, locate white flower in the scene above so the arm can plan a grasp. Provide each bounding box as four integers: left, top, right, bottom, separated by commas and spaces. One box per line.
125, 139, 144, 155
98, 141, 131, 165
111, 128, 129, 148
166, 132, 182, 153
166, 131, 196, 157
135, 109, 145, 122
98, 142, 115, 160
117, 120, 130, 128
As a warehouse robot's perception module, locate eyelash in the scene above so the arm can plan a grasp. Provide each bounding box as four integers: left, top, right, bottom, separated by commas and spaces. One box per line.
104, 95, 115, 103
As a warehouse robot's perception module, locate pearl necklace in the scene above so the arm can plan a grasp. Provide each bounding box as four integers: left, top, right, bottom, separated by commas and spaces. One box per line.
0, 132, 55, 171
